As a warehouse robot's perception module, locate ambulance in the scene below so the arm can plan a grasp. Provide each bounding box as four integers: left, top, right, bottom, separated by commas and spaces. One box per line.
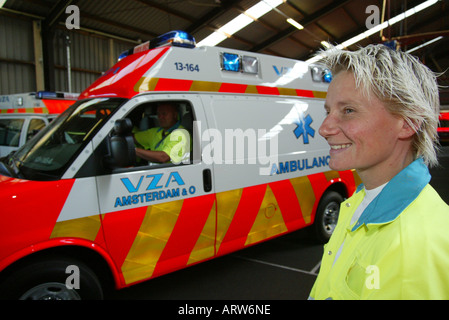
0, 91, 78, 157
0, 31, 360, 300
438, 110, 449, 145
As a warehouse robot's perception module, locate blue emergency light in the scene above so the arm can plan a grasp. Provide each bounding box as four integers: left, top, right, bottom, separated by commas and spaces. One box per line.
36, 91, 76, 99
118, 50, 132, 61
154, 30, 196, 48
221, 53, 240, 72
118, 30, 196, 61
220, 52, 259, 74
36, 91, 58, 99
311, 66, 332, 83
323, 69, 332, 83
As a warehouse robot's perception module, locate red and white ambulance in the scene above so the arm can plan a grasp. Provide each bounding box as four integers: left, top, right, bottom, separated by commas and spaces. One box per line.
0, 31, 360, 299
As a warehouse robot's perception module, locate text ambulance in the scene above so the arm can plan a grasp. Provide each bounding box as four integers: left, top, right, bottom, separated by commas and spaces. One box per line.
0, 31, 360, 299
0, 91, 78, 157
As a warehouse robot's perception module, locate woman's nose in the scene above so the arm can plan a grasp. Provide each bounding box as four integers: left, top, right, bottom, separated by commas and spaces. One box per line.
319, 113, 338, 138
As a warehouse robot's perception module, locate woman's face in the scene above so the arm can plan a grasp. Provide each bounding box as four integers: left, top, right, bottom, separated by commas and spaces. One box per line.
319, 71, 414, 187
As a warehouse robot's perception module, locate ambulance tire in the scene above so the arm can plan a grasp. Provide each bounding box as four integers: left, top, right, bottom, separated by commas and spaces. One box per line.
0, 257, 103, 300
312, 191, 343, 244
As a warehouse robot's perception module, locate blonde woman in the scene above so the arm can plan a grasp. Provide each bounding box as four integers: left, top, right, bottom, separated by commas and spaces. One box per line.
309, 44, 449, 300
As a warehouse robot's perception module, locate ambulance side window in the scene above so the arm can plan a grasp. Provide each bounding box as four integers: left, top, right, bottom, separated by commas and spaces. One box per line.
0, 118, 24, 147
27, 118, 46, 141
128, 100, 194, 168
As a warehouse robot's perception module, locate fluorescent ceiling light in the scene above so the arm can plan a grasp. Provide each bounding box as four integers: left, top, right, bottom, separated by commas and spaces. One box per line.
197, 0, 283, 47
306, 0, 439, 63
406, 36, 443, 53
321, 41, 331, 49
246, 1, 275, 19
287, 18, 304, 30
198, 32, 227, 47
220, 14, 253, 35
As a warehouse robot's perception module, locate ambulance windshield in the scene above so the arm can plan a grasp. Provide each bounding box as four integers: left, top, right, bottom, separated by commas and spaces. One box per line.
5, 97, 126, 180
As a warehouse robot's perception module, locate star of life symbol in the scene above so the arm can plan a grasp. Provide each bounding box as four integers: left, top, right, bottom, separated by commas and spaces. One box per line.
293, 114, 315, 144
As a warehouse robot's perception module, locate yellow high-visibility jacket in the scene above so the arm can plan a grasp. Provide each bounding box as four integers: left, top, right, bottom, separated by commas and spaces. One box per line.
134, 123, 189, 163
310, 158, 449, 300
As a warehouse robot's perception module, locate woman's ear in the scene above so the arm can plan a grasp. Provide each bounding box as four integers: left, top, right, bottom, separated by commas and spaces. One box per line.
399, 118, 420, 140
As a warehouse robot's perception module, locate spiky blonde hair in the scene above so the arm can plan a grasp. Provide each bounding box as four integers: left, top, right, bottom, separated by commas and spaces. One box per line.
321, 44, 440, 167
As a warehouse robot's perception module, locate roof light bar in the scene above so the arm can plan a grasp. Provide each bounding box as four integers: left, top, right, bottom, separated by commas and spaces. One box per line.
155, 30, 196, 48
118, 30, 196, 61
36, 91, 79, 100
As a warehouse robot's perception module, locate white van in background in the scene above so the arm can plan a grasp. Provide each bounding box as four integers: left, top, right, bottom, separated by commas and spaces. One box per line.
0, 91, 78, 156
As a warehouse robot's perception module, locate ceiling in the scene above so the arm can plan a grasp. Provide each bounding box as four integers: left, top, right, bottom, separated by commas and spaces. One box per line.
2, 0, 449, 104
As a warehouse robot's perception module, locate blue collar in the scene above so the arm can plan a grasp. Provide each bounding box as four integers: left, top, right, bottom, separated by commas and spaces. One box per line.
351, 158, 430, 231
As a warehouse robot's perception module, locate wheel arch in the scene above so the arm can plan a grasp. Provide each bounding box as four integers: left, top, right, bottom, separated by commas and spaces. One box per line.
0, 240, 121, 292
324, 180, 350, 200
308, 178, 351, 243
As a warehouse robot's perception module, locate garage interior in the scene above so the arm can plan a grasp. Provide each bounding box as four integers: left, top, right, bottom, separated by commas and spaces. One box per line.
0, 0, 449, 301
0, 0, 448, 107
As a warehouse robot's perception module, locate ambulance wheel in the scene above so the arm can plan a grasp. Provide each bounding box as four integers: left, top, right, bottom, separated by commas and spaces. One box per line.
0, 257, 103, 300
312, 191, 343, 243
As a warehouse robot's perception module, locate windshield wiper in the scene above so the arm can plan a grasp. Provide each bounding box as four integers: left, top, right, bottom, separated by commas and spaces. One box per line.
7, 154, 26, 179
0, 158, 17, 178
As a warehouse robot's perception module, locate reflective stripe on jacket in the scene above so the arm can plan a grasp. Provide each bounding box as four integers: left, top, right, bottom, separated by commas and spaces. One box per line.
310, 158, 449, 299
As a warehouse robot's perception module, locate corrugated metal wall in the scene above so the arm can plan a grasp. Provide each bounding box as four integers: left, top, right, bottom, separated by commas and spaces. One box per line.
0, 12, 132, 95
53, 30, 130, 94
0, 14, 35, 94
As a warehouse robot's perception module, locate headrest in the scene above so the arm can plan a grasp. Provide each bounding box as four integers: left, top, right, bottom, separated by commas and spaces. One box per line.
114, 118, 133, 135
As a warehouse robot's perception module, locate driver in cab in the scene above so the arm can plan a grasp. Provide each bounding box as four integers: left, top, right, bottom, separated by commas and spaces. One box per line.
134, 102, 189, 164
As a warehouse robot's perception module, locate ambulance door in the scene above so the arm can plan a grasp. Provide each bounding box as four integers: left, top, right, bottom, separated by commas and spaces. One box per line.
94, 94, 217, 285
200, 94, 331, 256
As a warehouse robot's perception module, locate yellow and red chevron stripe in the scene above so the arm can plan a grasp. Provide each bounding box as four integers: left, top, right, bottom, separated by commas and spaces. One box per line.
134, 77, 327, 99
0, 99, 76, 114
47, 169, 360, 287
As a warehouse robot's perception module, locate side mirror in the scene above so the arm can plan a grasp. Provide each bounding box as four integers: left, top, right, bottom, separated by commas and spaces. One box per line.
106, 118, 136, 168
